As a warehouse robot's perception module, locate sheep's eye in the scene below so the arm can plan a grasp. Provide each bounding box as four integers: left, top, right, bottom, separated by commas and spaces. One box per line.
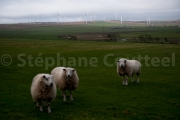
45, 78, 48, 81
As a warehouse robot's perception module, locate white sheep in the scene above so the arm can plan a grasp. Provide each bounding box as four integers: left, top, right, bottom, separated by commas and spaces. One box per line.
117, 58, 141, 85
51, 67, 79, 101
30, 74, 56, 113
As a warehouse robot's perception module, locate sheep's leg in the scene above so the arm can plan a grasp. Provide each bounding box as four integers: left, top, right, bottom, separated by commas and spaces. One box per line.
70, 91, 73, 101
125, 76, 128, 85
47, 102, 51, 113
36, 102, 39, 108
122, 76, 125, 85
132, 74, 134, 82
38, 100, 43, 112
62, 90, 66, 101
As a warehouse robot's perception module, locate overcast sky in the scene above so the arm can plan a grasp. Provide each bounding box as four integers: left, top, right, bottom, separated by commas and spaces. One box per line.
0, 0, 180, 23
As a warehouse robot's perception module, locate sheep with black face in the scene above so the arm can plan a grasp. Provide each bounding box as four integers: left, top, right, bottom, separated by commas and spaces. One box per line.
117, 58, 141, 85
30, 74, 56, 113
51, 67, 79, 101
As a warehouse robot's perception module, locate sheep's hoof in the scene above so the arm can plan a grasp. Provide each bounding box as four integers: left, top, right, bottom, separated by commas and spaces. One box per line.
63, 96, 67, 101
40, 107, 43, 112
48, 110, 51, 113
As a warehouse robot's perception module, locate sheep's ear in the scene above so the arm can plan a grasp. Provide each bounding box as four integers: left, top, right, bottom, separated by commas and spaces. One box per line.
43, 75, 46, 79
43, 75, 48, 81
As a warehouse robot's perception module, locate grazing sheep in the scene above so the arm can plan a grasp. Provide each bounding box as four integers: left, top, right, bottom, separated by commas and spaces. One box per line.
51, 67, 79, 101
30, 74, 56, 113
117, 58, 141, 85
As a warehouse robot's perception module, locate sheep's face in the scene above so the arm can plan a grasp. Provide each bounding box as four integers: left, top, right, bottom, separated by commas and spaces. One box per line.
63, 68, 76, 78
43, 75, 54, 87
117, 58, 127, 69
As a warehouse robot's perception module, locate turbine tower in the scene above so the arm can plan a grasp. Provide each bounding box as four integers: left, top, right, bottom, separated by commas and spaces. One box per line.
38, 16, 40, 24
30, 17, 31, 24
90, 13, 92, 22
31, 17, 33, 24
94, 12, 95, 21
33, 16, 36, 24
120, 16, 122, 24
147, 17, 151, 25
103, 15, 105, 21
91, 13, 93, 22
149, 17, 150, 25
57, 12, 60, 24
116, 12, 117, 20
63, 14, 65, 23
85, 14, 88, 24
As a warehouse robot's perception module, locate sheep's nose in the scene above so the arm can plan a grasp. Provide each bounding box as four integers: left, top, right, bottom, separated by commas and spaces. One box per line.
121, 65, 124, 68
50, 83, 53, 87
67, 75, 71, 78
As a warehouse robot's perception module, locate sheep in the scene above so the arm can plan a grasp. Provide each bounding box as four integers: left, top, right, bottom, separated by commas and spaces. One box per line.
51, 67, 79, 101
117, 58, 141, 85
30, 74, 56, 113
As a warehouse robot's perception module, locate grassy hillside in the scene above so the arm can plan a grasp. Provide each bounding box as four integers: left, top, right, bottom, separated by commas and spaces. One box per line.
0, 39, 180, 119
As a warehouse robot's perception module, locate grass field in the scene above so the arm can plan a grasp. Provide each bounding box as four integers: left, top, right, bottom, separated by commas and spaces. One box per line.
0, 38, 180, 119
0, 21, 180, 41
0, 21, 180, 119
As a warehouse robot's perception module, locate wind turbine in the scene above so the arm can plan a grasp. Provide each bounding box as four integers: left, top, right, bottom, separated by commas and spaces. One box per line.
120, 16, 122, 24
116, 12, 117, 20
57, 12, 60, 24
79, 16, 82, 21
103, 15, 105, 21
38, 16, 40, 24
10, 16, 13, 24
147, 17, 150, 25
63, 14, 65, 23
149, 17, 150, 25
90, 13, 93, 22
33, 16, 36, 24
30, 17, 31, 24
31, 17, 33, 24
89, 14, 91, 22
93, 12, 95, 21
85, 14, 88, 24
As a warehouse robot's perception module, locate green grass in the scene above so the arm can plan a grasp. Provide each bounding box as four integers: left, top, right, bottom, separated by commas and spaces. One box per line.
0, 22, 180, 41
0, 39, 180, 119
